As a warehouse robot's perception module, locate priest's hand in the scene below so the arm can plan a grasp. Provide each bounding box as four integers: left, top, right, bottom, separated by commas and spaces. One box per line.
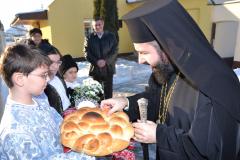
100, 97, 128, 115
133, 120, 157, 143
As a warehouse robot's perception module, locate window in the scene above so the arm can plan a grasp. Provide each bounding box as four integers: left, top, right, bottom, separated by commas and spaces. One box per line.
83, 19, 93, 37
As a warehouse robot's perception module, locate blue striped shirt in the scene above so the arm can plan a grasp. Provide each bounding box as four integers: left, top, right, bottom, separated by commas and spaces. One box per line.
0, 97, 95, 160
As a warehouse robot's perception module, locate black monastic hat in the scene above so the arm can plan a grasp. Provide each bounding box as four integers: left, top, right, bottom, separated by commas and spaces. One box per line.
123, 17, 155, 43
122, 0, 170, 43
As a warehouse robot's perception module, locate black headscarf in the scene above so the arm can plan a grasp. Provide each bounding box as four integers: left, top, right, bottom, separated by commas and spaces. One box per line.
122, 0, 240, 121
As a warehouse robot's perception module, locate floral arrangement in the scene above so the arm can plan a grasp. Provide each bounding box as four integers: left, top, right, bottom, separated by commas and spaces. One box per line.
71, 77, 104, 106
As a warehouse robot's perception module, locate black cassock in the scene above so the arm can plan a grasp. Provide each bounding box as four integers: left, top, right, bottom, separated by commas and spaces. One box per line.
127, 71, 240, 160
123, 0, 240, 159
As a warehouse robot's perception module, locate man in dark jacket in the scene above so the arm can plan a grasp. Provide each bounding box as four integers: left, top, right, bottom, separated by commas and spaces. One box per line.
84, 17, 118, 99
101, 0, 240, 159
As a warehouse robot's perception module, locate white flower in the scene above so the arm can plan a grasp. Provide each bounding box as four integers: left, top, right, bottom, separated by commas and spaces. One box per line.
72, 77, 104, 103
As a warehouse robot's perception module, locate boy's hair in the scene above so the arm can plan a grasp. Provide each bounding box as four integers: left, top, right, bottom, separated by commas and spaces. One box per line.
38, 44, 62, 57
0, 44, 51, 88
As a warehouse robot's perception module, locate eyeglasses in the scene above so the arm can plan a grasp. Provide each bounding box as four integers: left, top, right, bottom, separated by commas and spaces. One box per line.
51, 60, 62, 65
28, 72, 49, 80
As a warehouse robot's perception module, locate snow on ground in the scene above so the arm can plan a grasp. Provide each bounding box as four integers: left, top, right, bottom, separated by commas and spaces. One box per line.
77, 58, 152, 96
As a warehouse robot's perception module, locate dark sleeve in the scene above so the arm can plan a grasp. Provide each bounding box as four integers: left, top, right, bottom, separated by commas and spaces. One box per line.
105, 33, 118, 65
126, 74, 162, 122
155, 93, 236, 160
84, 35, 97, 65
126, 92, 146, 122
44, 84, 63, 116
67, 87, 75, 107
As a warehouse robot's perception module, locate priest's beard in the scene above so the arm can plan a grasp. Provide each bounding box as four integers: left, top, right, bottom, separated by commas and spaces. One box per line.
152, 63, 175, 84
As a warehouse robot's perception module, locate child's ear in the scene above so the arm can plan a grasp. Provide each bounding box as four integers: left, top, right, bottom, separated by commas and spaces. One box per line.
12, 72, 25, 87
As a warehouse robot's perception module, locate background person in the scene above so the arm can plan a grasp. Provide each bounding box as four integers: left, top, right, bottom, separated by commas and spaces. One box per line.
59, 54, 79, 89
59, 54, 80, 106
24, 28, 51, 49
84, 17, 118, 99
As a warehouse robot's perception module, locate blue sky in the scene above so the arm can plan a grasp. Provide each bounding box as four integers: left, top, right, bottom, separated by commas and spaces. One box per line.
0, 0, 53, 30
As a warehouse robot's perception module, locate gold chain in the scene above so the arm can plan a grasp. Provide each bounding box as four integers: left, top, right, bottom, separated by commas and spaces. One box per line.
158, 82, 167, 123
158, 72, 180, 124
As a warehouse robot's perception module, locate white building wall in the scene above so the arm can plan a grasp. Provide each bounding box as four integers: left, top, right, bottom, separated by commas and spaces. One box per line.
213, 21, 238, 58
234, 24, 240, 61
212, 2, 240, 61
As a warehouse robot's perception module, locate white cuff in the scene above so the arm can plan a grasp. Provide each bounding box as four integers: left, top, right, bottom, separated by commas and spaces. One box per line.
123, 98, 129, 111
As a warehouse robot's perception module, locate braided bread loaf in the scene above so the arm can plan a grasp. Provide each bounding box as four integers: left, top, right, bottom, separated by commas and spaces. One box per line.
60, 107, 134, 156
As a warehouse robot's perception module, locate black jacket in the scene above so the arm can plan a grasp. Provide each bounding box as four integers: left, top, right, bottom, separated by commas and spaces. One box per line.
44, 83, 63, 115
84, 31, 118, 80
44, 75, 70, 116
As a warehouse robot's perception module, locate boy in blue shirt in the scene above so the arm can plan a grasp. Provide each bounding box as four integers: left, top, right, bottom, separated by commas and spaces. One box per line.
0, 44, 94, 160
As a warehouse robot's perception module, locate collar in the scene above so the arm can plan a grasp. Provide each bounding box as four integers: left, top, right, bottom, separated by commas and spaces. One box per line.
94, 32, 104, 38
